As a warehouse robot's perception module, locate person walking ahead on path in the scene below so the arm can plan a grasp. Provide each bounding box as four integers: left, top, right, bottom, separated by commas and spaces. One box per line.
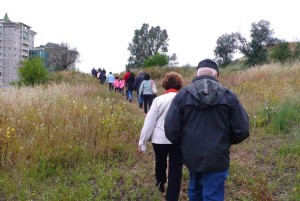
124, 70, 131, 99
138, 72, 184, 201
113, 76, 120, 92
165, 59, 249, 201
139, 73, 155, 114
126, 72, 135, 102
133, 71, 144, 109
107, 72, 115, 91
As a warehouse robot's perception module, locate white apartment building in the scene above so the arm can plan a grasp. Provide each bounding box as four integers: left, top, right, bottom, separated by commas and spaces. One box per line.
0, 13, 36, 87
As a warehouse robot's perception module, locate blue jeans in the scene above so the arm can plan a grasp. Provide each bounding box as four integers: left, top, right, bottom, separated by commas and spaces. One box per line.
188, 169, 229, 201
127, 90, 133, 100
137, 92, 143, 104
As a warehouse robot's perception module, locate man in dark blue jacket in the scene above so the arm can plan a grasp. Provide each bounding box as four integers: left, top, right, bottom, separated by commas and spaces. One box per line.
165, 59, 249, 201
133, 71, 144, 108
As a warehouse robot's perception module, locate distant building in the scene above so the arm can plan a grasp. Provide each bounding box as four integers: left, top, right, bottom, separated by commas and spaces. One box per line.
29, 45, 49, 70
30, 42, 76, 71
0, 13, 37, 87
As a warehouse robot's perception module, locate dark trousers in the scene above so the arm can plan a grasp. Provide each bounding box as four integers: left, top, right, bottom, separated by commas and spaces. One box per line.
142, 94, 153, 114
109, 83, 114, 91
152, 143, 183, 201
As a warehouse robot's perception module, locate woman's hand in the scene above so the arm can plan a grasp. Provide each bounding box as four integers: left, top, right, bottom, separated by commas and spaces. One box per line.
138, 145, 147, 153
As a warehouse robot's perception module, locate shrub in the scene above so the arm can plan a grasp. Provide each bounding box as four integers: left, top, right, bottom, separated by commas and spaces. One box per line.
270, 42, 291, 63
268, 98, 300, 135
142, 52, 168, 67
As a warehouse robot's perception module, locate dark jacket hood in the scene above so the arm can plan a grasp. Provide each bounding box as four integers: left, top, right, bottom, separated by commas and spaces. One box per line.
185, 75, 227, 108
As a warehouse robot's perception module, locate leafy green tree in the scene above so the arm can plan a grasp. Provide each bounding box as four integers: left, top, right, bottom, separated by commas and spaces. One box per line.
142, 52, 168, 67
127, 23, 169, 69
270, 42, 291, 63
18, 57, 48, 87
244, 40, 268, 66
214, 32, 239, 67
250, 20, 279, 46
237, 20, 280, 66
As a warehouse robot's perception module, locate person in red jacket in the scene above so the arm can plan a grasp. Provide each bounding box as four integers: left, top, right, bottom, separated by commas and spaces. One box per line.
124, 70, 131, 99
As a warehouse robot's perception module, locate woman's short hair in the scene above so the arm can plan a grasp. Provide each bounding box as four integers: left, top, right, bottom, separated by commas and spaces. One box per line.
144, 73, 151, 80
162, 72, 183, 90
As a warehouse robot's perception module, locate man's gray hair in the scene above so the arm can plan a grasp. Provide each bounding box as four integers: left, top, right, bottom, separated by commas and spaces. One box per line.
197, 67, 218, 78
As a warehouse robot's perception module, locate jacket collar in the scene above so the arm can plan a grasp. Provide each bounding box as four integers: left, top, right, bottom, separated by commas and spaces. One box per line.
192, 75, 218, 83
165, 88, 178, 94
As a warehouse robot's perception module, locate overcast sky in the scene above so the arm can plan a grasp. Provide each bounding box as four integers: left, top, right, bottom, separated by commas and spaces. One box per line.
1, 0, 300, 73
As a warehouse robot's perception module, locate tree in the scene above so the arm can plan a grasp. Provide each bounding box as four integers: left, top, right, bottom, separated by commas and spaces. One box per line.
244, 40, 268, 66
18, 57, 48, 87
142, 52, 168, 67
250, 20, 279, 46
127, 23, 169, 69
214, 33, 239, 67
237, 20, 280, 66
46, 42, 79, 71
168, 53, 178, 67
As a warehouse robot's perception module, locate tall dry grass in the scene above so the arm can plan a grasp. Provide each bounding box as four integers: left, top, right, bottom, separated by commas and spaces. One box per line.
0, 81, 143, 171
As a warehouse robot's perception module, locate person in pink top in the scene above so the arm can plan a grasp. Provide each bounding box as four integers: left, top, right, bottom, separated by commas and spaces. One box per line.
113, 76, 120, 92
119, 79, 125, 94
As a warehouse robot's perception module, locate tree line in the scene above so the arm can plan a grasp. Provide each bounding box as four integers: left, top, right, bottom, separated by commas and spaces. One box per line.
214, 20, 300, 67
18, 19, 300, 87
127, 20, 300, 70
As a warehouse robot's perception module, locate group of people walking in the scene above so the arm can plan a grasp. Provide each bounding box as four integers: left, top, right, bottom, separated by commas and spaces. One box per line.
92, 67, 107, 84
123, 70, 158, 113
92, 59, 249, 201
92, 68, 158, 114
138, 59, 250, 201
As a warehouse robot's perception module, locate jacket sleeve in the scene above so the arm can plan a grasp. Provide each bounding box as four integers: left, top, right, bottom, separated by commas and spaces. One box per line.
138, 100, 159, 146
139, 81, 144, 96
133, 78, 137, 91
164, 93, 183, 146
229, 93, 250, 144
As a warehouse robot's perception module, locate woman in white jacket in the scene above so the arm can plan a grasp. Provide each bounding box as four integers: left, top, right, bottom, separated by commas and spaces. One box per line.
138, 72, 184, 201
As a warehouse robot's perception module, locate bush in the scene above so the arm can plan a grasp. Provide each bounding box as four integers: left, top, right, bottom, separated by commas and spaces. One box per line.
270, 42, 291, 63
292, 42, 300, 60
268, 98, 300, 135
142, 52, 168, 67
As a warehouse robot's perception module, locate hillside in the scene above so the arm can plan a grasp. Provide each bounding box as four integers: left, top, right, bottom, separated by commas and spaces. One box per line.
0, 64, 299, 200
